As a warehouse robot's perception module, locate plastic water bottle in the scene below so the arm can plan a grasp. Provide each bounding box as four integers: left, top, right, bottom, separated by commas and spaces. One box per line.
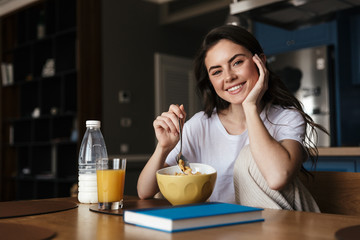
78, 120, 108, 203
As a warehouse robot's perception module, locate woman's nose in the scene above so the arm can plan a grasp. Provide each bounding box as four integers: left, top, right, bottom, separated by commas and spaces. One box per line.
224, 70, 236, 82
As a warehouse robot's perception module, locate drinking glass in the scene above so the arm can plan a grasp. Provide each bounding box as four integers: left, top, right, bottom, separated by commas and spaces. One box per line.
96, 158, 126, 210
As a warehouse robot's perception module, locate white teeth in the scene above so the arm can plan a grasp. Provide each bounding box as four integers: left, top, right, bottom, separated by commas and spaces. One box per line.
228, 84, 242, 91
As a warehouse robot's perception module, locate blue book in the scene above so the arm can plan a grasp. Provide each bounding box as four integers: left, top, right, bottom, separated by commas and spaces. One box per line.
123, 202, 264, 233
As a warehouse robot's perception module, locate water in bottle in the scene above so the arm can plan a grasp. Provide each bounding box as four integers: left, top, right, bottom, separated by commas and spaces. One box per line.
78, 120, 108, 203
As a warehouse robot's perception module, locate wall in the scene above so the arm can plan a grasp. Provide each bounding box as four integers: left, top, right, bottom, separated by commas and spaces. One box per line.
101, 0, 210, 156
336, 8, 360, 146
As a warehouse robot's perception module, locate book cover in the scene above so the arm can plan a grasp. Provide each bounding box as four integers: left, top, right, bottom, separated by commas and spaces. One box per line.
123, 202, 264, 233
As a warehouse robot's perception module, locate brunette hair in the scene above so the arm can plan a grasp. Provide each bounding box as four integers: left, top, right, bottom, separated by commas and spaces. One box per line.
194, 25, 328, 169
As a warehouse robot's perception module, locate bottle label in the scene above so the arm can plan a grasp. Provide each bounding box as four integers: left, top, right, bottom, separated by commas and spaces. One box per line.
78, 173, 96, 181
78, 191, 98, 204
78, 174, 98, 203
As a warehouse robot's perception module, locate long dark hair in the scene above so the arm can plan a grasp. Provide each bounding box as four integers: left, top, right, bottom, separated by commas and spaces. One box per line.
194, 25, 328, 170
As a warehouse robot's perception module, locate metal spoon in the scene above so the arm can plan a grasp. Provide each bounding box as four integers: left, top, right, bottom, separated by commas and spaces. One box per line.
175, 117, 190, 174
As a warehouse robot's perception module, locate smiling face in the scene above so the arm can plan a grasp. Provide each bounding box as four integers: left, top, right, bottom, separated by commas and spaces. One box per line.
204, 39, 260, 106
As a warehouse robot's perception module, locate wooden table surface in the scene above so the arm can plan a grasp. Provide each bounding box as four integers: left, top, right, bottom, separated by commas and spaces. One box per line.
1, 196, 360, 240
318, 147, 360, 156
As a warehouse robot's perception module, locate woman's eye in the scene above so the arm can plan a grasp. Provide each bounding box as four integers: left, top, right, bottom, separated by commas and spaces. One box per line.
233, 60, 243, 66
212, 70, 221, 76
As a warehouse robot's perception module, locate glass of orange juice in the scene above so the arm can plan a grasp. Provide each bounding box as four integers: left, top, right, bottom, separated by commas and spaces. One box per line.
96, 158, 126, 210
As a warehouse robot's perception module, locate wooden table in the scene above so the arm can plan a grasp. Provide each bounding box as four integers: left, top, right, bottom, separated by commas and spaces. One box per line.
1, 197, 360, 239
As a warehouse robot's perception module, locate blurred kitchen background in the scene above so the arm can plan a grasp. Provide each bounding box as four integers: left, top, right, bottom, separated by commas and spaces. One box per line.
1, 0, 360, 201
268, 45, 335, 147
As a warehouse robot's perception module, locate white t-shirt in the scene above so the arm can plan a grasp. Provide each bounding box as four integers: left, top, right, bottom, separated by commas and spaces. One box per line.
165, 105, 305, 203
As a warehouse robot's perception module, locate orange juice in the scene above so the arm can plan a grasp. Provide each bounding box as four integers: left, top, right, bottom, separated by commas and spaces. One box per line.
96, 169, 125, 203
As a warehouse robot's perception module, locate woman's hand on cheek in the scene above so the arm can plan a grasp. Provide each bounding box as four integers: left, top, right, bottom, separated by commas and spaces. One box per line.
243, 54, 269, 109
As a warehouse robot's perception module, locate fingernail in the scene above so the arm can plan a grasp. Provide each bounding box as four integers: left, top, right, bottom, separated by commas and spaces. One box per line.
180, 114, 183, 118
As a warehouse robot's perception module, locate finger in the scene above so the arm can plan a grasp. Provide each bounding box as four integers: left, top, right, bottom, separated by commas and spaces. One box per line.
253, 54, 265, 76
154, 115, 178, 135
153, 116, 170, 133
169, 104, 186, 119
252, 55, 269, 97
256, 54, 269, 77
161, 112, 180, 134
179, 104, 187, 126
253, 55, 268, 86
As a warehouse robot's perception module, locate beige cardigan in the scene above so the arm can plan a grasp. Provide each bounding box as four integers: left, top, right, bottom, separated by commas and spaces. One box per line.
233, 145, 320, 212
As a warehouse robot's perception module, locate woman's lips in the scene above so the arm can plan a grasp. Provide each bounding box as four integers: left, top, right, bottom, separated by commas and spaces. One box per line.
227, 82, 245, 94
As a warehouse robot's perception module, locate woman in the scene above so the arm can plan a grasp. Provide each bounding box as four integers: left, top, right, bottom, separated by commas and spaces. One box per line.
137, 25, 326, 211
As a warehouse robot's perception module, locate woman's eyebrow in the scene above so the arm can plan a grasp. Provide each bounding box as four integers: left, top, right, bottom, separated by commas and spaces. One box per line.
208, 53, 246, 72
229, 53, 246, 63
208, 65, 221, 72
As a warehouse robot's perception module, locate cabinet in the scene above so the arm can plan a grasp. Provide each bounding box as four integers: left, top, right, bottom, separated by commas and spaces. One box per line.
0, 0, 102, 201
303, 156, 360, 172
350, 14, 360, 85
254, 21, 336, 55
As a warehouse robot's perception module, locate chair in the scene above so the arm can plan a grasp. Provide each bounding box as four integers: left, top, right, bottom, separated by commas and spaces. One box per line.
299, 171, 360, 216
